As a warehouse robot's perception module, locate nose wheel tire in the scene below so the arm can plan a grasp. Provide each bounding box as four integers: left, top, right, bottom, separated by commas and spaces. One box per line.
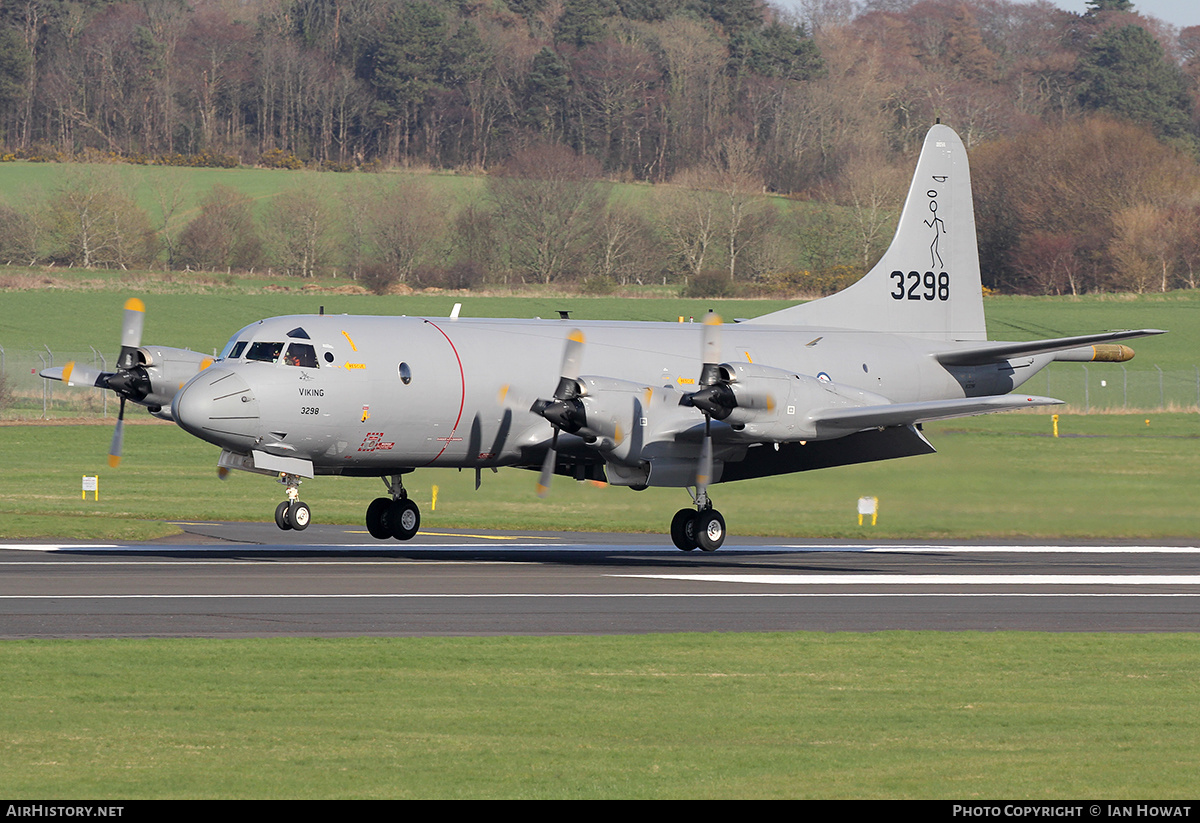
275, 501, 292, 531
275, 500, 311, 531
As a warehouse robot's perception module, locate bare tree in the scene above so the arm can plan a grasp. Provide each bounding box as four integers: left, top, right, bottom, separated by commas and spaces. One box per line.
655, 175, 719, 278
487, 143, 605, 284
367, 177, 446, 284
588, 200, 657, 285
661, 136, 777, 281
837, 150, 906, 271
44, 166, 156, 269
704, 136, 775, 281
177, 183, 262, 272
264, 183, 338, 277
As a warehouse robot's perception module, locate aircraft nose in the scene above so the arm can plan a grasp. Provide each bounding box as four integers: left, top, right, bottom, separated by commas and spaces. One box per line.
175, 367, 261, 450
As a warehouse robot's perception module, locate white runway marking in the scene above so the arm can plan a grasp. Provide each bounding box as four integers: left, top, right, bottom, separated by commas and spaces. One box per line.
616, 574, 1200, 586
781, 545, 1200, 553
0, 544, 121, 551
3, 592, 1199, 600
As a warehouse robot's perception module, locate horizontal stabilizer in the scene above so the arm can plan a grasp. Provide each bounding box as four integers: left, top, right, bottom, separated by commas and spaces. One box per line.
808, 394, 1062, 436
936, 330, 1164, 367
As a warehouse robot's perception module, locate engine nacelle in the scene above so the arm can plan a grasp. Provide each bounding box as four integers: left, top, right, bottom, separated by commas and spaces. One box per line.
137, 346, 215, 415
575, 375, 651, 460
719, 362, 890, 441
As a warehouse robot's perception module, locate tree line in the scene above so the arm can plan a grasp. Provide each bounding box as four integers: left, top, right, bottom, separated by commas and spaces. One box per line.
0, 0, 1197, 295
0, 141, 874, 295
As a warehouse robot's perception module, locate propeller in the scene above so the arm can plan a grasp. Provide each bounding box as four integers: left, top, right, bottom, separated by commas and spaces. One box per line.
56, 298, 150, 467
529, 329, 586, 498
682, 314, 732, 501
683, 314, 736, 421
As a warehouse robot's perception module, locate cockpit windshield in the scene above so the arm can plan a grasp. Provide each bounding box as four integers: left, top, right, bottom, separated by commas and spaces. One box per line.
217, 327, 320, 368
246, 341, 284, 363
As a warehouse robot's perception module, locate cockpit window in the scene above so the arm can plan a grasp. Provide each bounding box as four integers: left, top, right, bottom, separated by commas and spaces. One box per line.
246, 342, 284, 363
228, 341, 248, 360
219, 335, 244, 360
283, 343, 319, 368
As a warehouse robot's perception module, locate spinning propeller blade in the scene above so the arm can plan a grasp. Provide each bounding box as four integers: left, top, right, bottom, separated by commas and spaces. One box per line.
530, 330, 586, 497
117, 298, 145, 370
687, 315, 725, 493
108, 397, 126, 468
536, 428, 559, 498
46, 299, 154, 467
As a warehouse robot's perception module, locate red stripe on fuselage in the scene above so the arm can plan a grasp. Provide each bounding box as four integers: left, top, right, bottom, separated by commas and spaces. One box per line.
422, 320, 466, 465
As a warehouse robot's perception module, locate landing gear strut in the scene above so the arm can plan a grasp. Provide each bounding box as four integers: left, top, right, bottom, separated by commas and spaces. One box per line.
274, 473, 310, 531
670, 490, 726, 552
365, 474, 421, 541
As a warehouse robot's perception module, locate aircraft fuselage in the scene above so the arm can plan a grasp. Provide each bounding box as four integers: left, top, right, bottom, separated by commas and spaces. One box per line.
174, 313, 1033, 483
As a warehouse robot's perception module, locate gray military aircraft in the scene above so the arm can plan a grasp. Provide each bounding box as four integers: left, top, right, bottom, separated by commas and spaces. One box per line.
43, 124, 1162, 550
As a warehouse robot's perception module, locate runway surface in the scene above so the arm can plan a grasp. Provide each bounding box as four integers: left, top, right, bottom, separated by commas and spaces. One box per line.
2, 522, 1199, 637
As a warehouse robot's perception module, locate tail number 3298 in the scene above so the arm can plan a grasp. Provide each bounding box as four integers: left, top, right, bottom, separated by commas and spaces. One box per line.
891, 270, 950, 301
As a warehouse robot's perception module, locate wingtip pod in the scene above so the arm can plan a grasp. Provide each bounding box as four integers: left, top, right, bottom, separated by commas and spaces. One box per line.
1090, 344, 1135, 363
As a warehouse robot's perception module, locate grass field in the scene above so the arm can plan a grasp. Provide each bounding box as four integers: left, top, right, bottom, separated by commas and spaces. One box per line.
2, 633, 1198, 799
0, 160, 488, 227
1, 412, 1197, 541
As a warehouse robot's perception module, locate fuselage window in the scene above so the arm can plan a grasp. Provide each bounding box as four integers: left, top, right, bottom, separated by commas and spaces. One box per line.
284, 343, 319, 368
246, 342, 284, 363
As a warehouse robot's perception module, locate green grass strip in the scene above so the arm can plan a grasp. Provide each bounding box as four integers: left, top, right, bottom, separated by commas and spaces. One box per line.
1, 633, 1198, 799
2, 413, 1198, 541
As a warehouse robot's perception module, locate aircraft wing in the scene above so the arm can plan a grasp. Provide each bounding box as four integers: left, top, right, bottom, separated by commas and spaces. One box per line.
805, 394, 1062, 437
935, 329, 1164, 367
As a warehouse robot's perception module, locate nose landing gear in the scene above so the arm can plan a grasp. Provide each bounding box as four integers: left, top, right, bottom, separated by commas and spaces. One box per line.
273, 473, 310, 531
365, 474, 421, 541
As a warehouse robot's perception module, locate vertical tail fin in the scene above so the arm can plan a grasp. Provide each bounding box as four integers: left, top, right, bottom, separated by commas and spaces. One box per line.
748, 124, 986, 341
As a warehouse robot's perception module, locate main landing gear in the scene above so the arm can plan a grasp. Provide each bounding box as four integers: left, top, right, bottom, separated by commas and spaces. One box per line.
365, 474, 421, 541
274, 473, 311, 531
670, 491, 726, 552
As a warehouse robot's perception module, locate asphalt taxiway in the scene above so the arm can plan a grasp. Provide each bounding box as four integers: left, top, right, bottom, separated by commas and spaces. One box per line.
2, 522, 1198, 637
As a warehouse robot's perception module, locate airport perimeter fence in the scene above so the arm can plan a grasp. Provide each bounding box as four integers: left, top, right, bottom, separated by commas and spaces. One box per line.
1, 346, 1198, 418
